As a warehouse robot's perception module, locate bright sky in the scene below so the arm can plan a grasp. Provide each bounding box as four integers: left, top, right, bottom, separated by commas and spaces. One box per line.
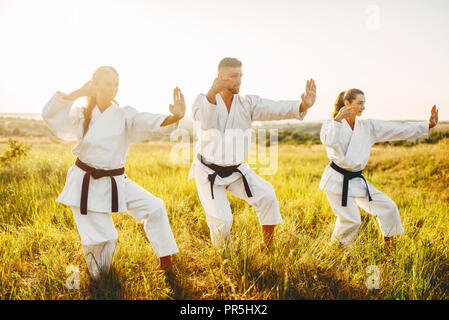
0, 0, 448, 120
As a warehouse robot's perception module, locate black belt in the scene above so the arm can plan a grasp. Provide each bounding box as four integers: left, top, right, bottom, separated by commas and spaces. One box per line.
75, 158, 125, 215
198, 154, 253, 200
330, 161, 372, 207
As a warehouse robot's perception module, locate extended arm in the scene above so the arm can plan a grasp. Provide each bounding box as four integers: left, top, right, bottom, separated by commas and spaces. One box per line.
371, 120, 429, 143
250, 78, 316, 121
126, 88, 185, 142
371, 105, 438, 143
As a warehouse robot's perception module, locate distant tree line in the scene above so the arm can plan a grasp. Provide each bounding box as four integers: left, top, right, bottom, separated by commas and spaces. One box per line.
0, 117, 52, 137
1, 117, 448, 146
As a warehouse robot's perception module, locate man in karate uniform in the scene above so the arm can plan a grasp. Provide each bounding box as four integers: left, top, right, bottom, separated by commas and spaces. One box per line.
189, 57, 316, 250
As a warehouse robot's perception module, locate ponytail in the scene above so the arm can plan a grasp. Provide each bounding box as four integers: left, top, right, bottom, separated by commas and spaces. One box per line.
83, 96, 96, 136
332, 91, 346, 118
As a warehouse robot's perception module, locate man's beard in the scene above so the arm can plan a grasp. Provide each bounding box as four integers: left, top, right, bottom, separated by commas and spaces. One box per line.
222, 86, 240, 95
230, 87, 240, 94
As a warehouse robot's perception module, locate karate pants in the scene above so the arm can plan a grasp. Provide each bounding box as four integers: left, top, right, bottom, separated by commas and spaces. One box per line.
195, 169, 283, 249
71, 178, 179, 278
325, 190, 404, 247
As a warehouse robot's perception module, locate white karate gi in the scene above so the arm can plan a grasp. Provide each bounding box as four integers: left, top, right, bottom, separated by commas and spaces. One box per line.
319, 118, 429, 247
189, 93, 307, 248
42, 92, 179, 278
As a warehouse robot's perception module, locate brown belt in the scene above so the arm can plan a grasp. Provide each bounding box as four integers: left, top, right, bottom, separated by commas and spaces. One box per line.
75, 158, 125, 215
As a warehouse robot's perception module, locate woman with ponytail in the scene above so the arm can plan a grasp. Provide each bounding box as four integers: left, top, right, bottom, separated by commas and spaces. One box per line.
42, 66, 185, 278
319, 88, 439, 250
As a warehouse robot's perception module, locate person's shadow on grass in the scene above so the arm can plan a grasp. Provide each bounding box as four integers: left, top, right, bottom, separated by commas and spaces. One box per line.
87, 266, 124, 300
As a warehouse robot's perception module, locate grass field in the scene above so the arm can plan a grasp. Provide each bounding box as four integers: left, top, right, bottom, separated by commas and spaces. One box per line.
0, 138, 448, 300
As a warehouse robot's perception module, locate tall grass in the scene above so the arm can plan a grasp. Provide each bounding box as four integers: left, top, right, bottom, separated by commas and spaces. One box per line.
0, 139, 448, 299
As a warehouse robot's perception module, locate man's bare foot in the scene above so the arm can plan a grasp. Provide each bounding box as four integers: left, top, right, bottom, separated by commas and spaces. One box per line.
384, 237, 395, 262
159, 255, 172, 271
262, 225, 275, 251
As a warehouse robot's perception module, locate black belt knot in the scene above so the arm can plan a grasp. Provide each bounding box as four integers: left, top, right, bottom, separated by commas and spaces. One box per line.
75, 158, 125, 215
330, 161, 372, 207
198, 154, 253, 200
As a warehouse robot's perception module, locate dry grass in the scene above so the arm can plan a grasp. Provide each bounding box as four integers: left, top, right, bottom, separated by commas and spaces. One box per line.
0, 139, 448, 299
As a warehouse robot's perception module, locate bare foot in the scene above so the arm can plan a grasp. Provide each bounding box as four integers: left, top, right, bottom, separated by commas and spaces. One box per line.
384, 237, 394, 262
262, 225, 275, 251
159, 255, 172, 271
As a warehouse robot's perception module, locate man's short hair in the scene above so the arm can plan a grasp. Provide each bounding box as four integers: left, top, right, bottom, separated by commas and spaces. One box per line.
218, 57, 242, 72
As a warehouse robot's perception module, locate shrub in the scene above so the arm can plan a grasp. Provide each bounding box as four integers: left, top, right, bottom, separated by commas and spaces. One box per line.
0, 138, 31, 166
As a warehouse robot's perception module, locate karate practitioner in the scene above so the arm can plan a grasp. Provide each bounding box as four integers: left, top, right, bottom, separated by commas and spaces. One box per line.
42, 66, 185, 278
189, 57, 316, 251
320, 88, 439, 249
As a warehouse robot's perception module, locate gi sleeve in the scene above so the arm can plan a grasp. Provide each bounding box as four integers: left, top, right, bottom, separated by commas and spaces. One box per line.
191, 94, 219, 130
123, 106, 178, 143
320, 119, 344, 148
369, 119, 429, 143
247, 95, 307, 122
41, 91, 84, 141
